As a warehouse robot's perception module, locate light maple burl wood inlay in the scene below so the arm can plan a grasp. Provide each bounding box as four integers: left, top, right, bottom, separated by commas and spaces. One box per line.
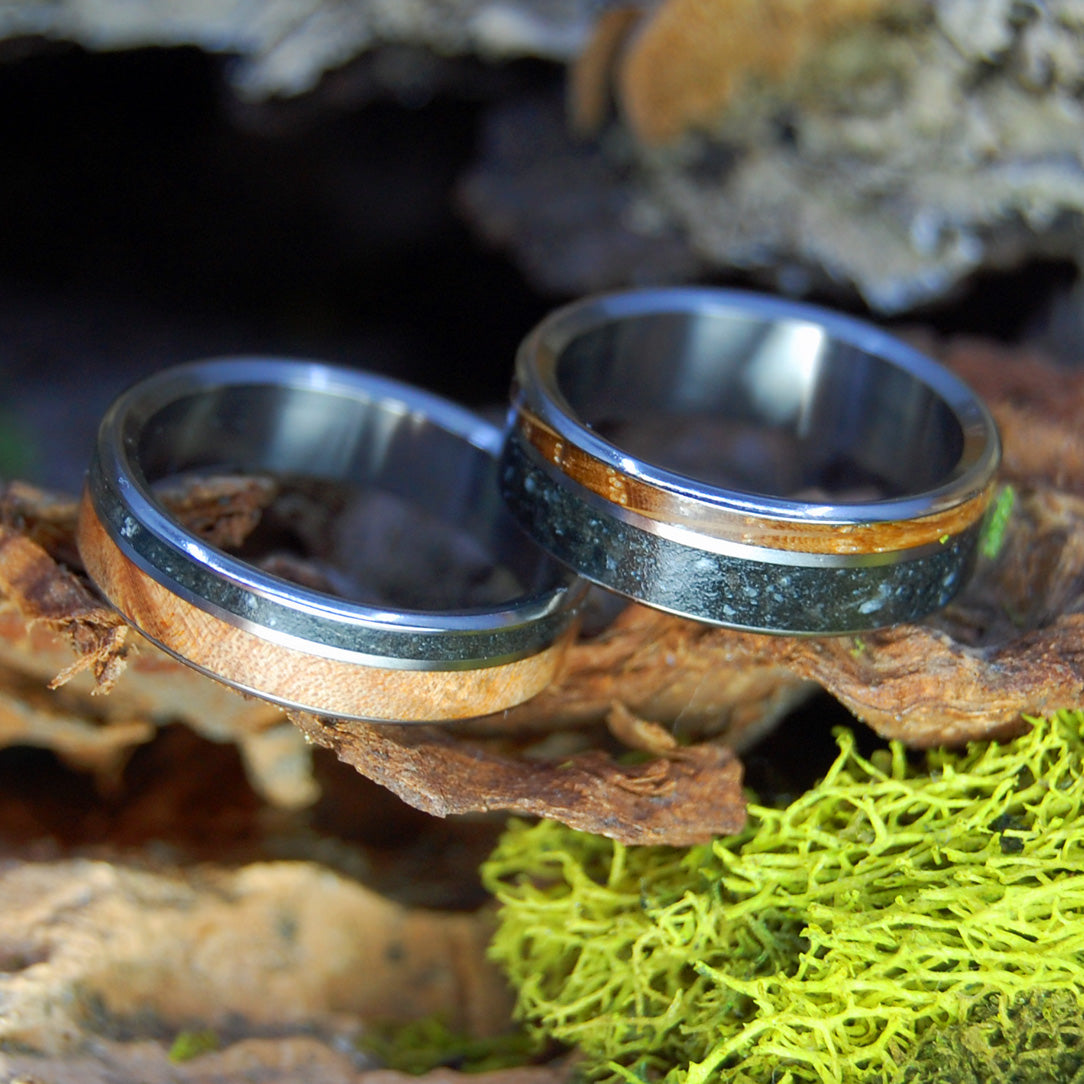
76, 492, 573, 722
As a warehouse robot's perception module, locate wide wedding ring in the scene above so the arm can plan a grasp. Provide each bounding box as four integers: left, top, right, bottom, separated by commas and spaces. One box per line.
500, 288, 1001, 633
77, 359, 584, 721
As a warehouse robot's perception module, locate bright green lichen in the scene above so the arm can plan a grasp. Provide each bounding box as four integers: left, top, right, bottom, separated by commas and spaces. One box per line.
482, 709, 1084, 1084
979, 483, 1016, 560
892, 989, 1084, 1083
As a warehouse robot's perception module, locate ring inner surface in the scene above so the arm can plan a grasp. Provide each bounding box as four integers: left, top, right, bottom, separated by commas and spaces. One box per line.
131, 383, 558, 612
554, 311, 964, 504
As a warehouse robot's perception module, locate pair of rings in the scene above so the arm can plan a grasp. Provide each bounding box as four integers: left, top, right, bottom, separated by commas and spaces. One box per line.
77, 288, 1001, 722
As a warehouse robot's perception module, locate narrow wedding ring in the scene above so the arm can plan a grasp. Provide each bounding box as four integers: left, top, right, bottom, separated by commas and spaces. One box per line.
77, 358, 584, 721
500, 288, 1001, 633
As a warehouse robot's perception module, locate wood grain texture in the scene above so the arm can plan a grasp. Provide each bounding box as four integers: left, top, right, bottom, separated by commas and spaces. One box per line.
0, 520, 128, 689
76, 493, 572, 722
517, 407, 994, 555
292, 709, 746, 844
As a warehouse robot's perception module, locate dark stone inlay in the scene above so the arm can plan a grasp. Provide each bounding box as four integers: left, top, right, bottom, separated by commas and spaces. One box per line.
92, 457, 577, 669
500, 432, 977, 634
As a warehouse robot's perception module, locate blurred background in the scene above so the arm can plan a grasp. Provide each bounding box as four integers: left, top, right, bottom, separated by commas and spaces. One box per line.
1, 0, 1082, 489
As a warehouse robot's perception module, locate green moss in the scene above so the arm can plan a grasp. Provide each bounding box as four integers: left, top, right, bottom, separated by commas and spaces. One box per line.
979, 483, 1016, 560
168, 1028, 220, 1062
482, 710, 1084, 1084
892, 989, 1084, 1083
357, 1016, 544, 1075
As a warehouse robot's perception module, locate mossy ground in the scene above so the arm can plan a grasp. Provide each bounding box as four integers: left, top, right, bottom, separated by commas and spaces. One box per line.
483, 709, 1084, 1083
356, 1015, 544, 1075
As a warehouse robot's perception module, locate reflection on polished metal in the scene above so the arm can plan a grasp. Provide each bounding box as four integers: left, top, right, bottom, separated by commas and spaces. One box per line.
78, 358, 584, 721
501, 288, 1001, 633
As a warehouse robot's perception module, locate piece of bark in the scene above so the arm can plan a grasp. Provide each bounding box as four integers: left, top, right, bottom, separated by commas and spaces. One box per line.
0, 480, 82, 565
463, 2, 1084, 312
0, 475, 279, 692
943, 338, 1084, 496
0, 607, 314, 807
150, 473, 280, 550
0, 858, 513, 1054
0, 476, 752, 842
291, 710, 745, 846
0, 678, 154, 781
699, 346, 1084, 745
0, 1042, 572, 1084
0, 478, 316, 806
0, 475, 278, 568
0, 0, 597, 100
489, 601, 816, 748
785, 484, 1084, 745
0, 545, 749, 841
0, 522, 128, 690
497, 344, 1084, 747
567, 7, 641, 138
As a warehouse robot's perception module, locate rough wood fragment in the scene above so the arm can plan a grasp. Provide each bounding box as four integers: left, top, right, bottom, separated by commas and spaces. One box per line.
497, 344, 1084, 747
501, 482, 1084, 748
0, 477, 318, 805
488, 602, 816, 747
0, 0, 598, 99
153, 473, 280, 549
0, 606, 313, 806
944, 339, 1084, 496
291, 711, 746, 845
0, 859, 513, 1054
466, 2, 1084, 311
0, 680, 153, 781
0, 1041, 572, 1084
0, 1043, 572, 1084
0, 476, 278, 693
0, 480, 81, 563
0, 522, 128, 690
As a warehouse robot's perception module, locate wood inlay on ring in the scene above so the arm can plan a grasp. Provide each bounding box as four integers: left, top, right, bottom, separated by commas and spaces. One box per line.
76, 492, 572, 721
517, 408, 994, 556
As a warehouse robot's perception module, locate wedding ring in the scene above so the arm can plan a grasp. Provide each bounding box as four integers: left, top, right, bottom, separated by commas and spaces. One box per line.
500, 288, 1001, 633
78, 358, 584, 721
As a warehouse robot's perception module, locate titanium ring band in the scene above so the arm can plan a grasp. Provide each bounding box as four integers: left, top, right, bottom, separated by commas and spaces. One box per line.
77, 357, 585, 721
499, 287, 1002, 634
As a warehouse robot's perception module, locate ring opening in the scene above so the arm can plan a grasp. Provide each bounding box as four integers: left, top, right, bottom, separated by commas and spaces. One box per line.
554, 310, 964, 503
129, 380, 559, 612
